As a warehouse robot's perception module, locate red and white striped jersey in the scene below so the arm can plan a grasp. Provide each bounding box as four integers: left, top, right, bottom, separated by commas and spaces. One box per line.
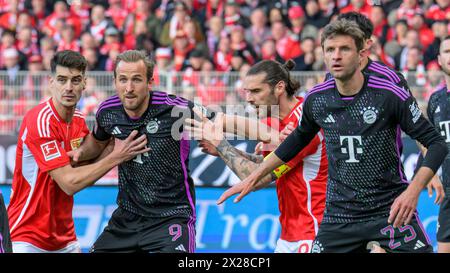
7, 98, 89, 251
263, 97, 328, 242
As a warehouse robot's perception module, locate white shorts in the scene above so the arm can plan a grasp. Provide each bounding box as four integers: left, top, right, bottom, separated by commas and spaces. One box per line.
275, 239, 313, 253
12, 241, 81, 253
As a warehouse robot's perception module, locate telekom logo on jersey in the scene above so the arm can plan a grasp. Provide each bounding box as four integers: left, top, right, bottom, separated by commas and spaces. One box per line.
340, 136, 363, 163
439, 121, 450, 142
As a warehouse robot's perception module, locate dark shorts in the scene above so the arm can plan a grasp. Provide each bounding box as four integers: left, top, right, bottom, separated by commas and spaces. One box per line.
311, 214, 433, 253
437, 191, 450, 243
0, 193, 12, 253
90, 207, 196, 253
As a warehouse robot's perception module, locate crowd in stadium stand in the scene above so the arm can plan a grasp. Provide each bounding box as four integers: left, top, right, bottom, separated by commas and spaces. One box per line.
0, 0, 449, 126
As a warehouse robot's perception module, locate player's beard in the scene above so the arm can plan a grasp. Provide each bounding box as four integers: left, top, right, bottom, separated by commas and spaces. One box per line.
123, 94, 148, 112
333, 61, 360, 82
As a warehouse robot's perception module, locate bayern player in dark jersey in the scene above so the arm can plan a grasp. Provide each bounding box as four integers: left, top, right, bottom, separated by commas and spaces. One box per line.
71, 50, 206, 253
423, 36, 450, 253
325, 12, 411, 94
234, 20, 448, 253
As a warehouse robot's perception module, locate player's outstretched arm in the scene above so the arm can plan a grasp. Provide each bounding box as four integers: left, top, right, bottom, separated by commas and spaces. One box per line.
222, 114, 281, 145
68, 133, 110, 164
49, 130, 150, 196
185, 110, 277, 193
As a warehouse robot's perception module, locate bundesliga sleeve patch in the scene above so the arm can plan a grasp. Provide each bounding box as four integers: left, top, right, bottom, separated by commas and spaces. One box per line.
40, 140, 61, 161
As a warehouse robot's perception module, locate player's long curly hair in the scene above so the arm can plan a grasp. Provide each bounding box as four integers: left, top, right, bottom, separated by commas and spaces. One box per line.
246, 59, 301, 97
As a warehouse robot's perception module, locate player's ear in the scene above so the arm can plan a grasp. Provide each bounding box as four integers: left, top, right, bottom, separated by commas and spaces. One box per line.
275, 81, 285, 96
438, 54, 442, 67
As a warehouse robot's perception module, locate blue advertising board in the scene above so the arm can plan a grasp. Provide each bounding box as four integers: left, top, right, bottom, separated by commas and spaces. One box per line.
0, 185, 441, 253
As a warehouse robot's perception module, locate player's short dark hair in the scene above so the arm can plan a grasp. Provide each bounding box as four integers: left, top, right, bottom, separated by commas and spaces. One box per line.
246, 59, 301, 97
114, 50, 155, 83
321, 19, 365, 52
337, 12, 373, 40
50, 50, 88, 74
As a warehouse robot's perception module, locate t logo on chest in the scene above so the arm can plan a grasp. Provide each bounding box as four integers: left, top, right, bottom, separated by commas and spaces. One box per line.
340, 136, 363, 163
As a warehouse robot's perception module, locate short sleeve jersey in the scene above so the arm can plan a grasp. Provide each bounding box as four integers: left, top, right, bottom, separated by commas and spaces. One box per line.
7, 99, 89, 251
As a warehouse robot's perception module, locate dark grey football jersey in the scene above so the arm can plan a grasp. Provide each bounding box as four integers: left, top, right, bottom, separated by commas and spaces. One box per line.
275, 75, 443, 224
427, 86, 450, 188
94, 91, 202, 218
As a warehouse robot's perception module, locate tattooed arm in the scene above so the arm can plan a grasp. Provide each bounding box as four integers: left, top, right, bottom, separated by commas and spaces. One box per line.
216, 139, 277, 190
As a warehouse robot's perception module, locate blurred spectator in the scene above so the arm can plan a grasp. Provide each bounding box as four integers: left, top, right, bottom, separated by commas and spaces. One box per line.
305, 0, 330, 29
214, 36, 233, 71
271, 21, 302, 60
153, 47, 173, 87
396, 0, 423, 27
318, 0, 338, 17
0, 0, 21, 31
292, 37, 315, 71
204, 0, 225, 21
88, 4, 113, 44
268, 6, 285, 25
83, 48, 103, 71
77, 77, 106, 116
22, 55, 45, 101
42, 49, 55, 71
245, 8, 271, 56
16, 13, 38, 41
184, 20, 207, 53
223, 0, 250, 32
340, 0, 372, 18
233, 62, 251, 102
288, 5, 306, 38
230, 50, 248, 72
410, 13, 434, 50
106, 0, 129, 30
183, 49, 206, 87
424, 19, 449, 65
402, 46, 426, 86
425, 0, 450, 21
80, 32, 99, 53
312, 45, 325, 70
260, 39, 285, 63
392, 19, 409, 47
230, 25, 258, 65
103, 46, 121, 71
172, 31, 195, 71
30, 0, 49, 29
100, 27, 125, 55
368, 35, 395, 68
394, 29, 421, 70
43, 1, 82, 39
370, 6, 392, 46
39, 36, 56, 54
196, 60, 227, 105
122, 0, 155, 49
70, 0, 90, 29
159, 1, 203, 47
206, 16, 224, 59
57, 24, 81, 52
0, 48, 23, 86
16, 27, 39, 59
